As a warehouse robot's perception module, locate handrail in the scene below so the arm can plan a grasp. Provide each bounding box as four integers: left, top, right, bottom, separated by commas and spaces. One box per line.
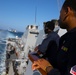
28, 53, 47, 75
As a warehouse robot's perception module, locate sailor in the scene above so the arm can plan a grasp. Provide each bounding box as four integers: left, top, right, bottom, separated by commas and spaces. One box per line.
32, 0, 76, 75
34, 19, 59, 52
34, 20, 60, 67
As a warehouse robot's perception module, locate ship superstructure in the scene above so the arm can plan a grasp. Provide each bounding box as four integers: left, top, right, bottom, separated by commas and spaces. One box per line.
4, 25, 39, 75
2, 24, 67, 75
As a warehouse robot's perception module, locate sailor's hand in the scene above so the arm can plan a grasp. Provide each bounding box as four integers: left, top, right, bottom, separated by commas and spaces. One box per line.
34, 46, 38, 52
32, 59, 53, 73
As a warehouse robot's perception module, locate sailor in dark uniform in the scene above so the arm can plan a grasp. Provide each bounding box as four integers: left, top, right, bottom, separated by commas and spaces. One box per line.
34, 20, 60, 67
56, 27, 76, 75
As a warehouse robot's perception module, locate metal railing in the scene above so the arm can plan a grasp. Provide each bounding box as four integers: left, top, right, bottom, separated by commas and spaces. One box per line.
28, 54, 47, 75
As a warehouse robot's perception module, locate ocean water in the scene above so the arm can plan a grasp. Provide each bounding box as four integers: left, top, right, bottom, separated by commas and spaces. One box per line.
0, 30, 23, 75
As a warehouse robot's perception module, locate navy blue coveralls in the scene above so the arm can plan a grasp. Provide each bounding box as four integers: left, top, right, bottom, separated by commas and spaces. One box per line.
48, 28, 76, 75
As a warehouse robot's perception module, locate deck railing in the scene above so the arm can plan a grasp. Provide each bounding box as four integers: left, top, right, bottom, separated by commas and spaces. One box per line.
28, 53, 47, 75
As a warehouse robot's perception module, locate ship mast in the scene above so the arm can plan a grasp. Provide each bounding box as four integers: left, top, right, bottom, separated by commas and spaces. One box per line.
35, 7, 37, 25
57, 0, 63, 11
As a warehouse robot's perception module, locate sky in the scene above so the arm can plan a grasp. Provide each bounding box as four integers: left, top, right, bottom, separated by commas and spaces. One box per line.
0, 0, 64, 32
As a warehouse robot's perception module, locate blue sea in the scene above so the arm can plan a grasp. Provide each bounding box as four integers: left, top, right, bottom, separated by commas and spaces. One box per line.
0, 30, 23, 75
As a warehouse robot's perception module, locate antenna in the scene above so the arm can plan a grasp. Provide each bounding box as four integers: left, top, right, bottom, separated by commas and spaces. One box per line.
57, 0, 62, 11
57, 0, 60, 11
35, 7, 37, 25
